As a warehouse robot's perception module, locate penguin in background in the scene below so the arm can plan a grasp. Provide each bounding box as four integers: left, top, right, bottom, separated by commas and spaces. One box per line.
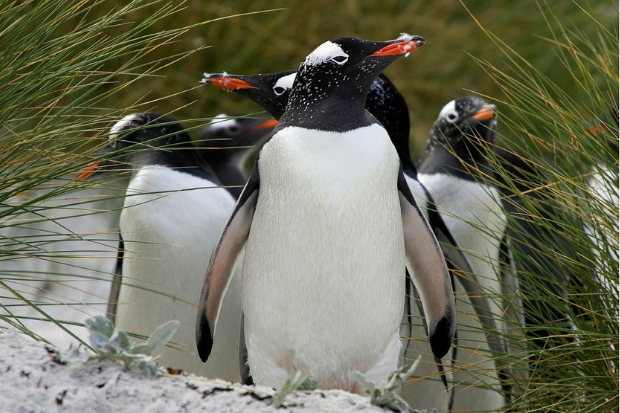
197, 34, 457, 394
201, 69, 510, 410
79, 113, 244, 382
417, 97, 510, 411
197, 114, 277, 198
493, 149, 581, 358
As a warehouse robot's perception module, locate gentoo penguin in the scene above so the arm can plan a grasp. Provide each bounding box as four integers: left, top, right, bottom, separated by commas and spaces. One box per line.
417, 97, 509, 411
80, 113, 243, 381
197, 114, 276, 198
201, 69, 508, 409
197, 34, 456, 393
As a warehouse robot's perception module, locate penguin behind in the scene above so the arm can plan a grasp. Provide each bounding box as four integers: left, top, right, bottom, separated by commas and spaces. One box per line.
197, 114, 276, 198
202, 68, 510, 410
84, 113, 243, 381
417, 96, 509, 411
493, 149, 581, 362
197, 34, 456, 394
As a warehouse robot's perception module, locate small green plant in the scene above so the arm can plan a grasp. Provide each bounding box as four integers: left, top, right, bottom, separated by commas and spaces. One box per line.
351, 356, 431, 413
83, 315, 179, 378
271, 369, 318, 408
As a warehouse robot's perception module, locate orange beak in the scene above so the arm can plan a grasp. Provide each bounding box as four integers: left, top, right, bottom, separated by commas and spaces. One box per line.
206, 77, 258, 90
370, 39, 425, 57
77, 160, 100, 180
250, 119, 278, 131
471, 108, 496, 121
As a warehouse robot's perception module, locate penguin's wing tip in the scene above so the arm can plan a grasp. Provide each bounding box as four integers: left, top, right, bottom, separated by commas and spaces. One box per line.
196, 310, 214, 362
429, 309, 456, 359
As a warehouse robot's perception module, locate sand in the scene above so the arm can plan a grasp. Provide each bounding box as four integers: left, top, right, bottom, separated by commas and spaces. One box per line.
0, 328, 425, 413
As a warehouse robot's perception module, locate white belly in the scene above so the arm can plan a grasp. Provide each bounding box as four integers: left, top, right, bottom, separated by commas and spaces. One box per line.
243, 125, 405, 391
116, 166, 242, 381
587, 163, 619, 292
418, 173, 506, 312
418, 172, 507, 410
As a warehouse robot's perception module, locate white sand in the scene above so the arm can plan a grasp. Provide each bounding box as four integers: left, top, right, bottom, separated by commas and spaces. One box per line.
0, 328, 410, 413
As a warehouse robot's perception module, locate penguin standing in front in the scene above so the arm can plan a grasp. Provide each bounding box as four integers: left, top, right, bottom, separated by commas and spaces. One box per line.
197, 114, 276, 198
417, 97, 509, 411
197, 34, 456, 393
202, 69, 509, 410
80, 113, 244, 382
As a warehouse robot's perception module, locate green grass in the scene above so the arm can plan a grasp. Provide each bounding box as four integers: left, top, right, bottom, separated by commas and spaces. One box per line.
465, 1, 618, 411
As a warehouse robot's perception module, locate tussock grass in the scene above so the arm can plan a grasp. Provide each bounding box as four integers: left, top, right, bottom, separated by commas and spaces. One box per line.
0, 0, 218, 347
461, 1, 618, 411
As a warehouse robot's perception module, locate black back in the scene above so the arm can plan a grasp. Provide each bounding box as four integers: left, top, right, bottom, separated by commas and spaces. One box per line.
494, 148, 580, 352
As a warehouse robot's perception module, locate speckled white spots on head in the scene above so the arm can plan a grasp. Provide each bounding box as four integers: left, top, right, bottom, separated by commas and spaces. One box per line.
303, 41, 348, 66
397, 33, 414, 41
273, 72, 296, 95
207, 114, 239, 130
438, 100, 458, 123
110, 114, 141, 141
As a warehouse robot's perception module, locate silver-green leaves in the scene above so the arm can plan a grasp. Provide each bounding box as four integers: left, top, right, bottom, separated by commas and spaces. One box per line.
84, 316, 179, 378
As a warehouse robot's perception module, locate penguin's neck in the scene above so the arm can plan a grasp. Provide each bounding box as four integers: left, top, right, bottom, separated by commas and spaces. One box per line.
127, 147, 220, 184
420, 138, 494, 182
282, 87, 375, 132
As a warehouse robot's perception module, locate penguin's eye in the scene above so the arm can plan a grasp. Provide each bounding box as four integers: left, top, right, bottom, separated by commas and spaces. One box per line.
331, 55, 348, 65
227, 125, 239, 134
446, 112, 458, 123
273, 86, 286, 96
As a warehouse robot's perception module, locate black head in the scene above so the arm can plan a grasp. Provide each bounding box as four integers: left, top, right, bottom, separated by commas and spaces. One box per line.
107, 112, 192, 152
418, 97, 498, 179
281, 34, 425, 130
93, 112, 218, 182
429, 96, 497, 148
198, 113, 277, 150
203, 69, 414, 170
201, 71, 296, 119
197, 113, 276, 197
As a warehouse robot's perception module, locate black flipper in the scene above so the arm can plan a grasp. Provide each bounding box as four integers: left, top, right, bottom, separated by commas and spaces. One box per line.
239, 312, 253, 385
106, 235, 124, 324
196, 163, 260, 362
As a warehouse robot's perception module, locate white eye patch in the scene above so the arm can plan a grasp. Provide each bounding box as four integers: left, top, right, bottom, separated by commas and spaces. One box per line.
110, 114, 140, 141
438, 100, 458, 123
303, 41, 349, 66
273, 72, 296, 95
208, 114, 235, 128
